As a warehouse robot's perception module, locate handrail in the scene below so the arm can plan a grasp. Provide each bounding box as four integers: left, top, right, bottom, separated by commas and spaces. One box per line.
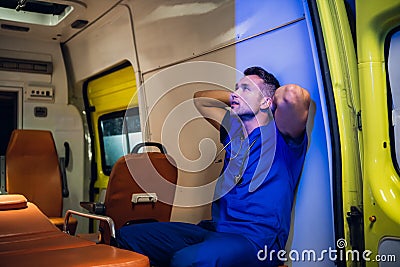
63, 209, 116, 238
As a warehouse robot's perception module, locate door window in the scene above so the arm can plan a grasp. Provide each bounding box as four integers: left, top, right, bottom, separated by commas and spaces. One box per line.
99, 108, 141, 175
388, 30, 400, 168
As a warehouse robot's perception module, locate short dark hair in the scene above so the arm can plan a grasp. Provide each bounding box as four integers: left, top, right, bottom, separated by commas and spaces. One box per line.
244, 66, 280, 97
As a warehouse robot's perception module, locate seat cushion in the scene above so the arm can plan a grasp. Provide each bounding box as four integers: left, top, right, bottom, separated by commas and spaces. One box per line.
0, 231, 95, 256
0, 244, 150, 267
0, 194, 27, 210
0, 202, 59, 238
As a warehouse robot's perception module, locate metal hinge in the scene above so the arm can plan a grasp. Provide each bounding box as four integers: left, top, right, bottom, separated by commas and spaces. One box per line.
357, 111, 362, 130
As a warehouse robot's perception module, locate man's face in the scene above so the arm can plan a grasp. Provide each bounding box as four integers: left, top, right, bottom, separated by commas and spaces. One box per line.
230, 75, 267, 120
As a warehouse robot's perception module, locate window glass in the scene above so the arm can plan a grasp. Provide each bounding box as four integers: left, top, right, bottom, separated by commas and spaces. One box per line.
388, 30, 400, 167
99, 107, 142, 175
125, 107, 142, 153
344, 0, 356, 46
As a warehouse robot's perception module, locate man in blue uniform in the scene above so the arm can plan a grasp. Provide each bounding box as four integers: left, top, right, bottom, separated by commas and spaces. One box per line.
116, 66, 310, 267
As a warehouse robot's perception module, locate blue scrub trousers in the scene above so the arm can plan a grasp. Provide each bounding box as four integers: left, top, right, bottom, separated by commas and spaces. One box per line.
116, 222, 282, 267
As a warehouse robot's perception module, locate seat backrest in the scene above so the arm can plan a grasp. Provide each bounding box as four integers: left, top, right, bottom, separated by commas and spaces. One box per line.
5, 129, 62, 217
100, 149, 178, 243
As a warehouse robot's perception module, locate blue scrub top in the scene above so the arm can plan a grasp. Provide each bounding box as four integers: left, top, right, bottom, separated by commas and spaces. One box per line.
200, 111, 308, 250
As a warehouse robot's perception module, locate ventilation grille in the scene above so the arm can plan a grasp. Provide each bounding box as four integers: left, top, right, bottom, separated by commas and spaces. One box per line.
0, 57, 52, 74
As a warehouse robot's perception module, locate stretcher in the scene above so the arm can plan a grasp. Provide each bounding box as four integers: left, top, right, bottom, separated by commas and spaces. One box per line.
0, 194, 149, 267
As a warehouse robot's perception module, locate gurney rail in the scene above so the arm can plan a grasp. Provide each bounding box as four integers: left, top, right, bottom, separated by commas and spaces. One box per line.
64, 209, 116, 238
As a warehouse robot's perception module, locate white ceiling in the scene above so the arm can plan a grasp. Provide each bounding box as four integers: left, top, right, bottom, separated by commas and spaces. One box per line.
0, 0, 122, 43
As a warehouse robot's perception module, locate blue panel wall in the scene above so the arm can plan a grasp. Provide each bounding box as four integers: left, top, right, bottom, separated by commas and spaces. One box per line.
235, 1, 335, 266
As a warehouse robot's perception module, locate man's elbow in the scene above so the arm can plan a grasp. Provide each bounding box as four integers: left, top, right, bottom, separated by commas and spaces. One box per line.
282, 84, 310, 110
193, 91, 205, 110
193, 90, 207, 99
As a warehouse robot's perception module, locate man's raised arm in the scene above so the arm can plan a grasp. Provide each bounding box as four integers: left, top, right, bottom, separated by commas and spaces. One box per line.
272, 84, 310, 139
193, 90, 231, 131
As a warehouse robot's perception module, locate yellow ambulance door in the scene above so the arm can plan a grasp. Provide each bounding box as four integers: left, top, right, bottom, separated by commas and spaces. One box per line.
84, 63, 141, 203
357, 0, 400, 265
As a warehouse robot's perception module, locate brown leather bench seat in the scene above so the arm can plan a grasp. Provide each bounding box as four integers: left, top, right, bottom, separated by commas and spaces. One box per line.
0, 194, 149, 267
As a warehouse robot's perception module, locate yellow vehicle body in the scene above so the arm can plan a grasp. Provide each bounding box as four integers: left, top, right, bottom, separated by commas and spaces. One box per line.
318, 0, 400, 266
86, 65, 139, 192
357, 0, 400, 266
316, 0, 363, 264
